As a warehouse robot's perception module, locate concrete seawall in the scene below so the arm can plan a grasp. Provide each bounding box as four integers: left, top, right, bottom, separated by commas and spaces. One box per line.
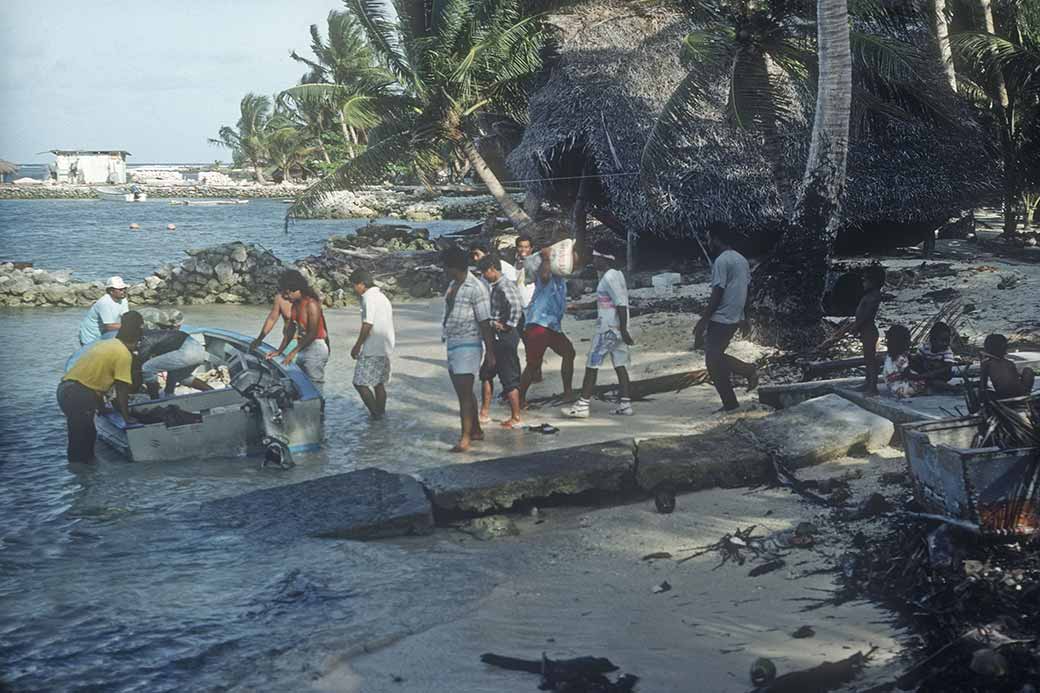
201, 394, 896, 541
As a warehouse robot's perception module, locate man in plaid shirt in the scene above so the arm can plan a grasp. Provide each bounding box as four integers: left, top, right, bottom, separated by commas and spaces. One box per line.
478, 254, 526, 428
441, 247, 496, 452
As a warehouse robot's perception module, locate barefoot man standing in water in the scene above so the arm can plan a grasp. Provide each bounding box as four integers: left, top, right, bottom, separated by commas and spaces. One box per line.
441, 247, 496, 452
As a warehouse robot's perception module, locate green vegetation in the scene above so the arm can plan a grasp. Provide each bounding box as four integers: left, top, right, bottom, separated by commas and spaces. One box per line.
208, 0, 1039, 320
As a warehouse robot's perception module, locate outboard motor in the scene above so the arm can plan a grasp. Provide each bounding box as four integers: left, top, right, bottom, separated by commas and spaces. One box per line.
230, 351, 299, 469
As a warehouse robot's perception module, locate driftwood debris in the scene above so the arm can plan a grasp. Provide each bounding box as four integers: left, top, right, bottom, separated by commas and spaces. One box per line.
480, 652, 638, 692
527, 369, 709, 408
748, 648, 875, 693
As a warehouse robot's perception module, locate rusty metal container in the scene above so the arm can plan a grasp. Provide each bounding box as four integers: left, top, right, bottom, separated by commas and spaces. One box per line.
903, 416, 1039, 538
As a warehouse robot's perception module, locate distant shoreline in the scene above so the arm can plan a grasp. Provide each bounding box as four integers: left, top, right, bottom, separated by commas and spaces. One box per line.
0, 183, 306, 201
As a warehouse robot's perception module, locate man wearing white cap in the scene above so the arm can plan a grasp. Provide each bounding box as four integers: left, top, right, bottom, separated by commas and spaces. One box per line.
78, 276, 130, 346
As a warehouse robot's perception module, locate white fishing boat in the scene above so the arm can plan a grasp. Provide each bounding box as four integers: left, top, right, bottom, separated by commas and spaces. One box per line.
65, 328, 324, 464
95, 186, 147, 202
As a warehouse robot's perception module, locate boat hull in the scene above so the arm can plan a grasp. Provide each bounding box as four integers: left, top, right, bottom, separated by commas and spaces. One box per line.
73, 327, 324, 462
95, 186, 147, 202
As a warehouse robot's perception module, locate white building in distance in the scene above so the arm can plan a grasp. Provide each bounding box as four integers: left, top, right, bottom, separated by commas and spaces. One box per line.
49, 150, 131, 184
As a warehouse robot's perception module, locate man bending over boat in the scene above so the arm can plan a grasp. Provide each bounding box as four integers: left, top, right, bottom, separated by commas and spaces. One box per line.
134, 313, 213, 399
266, 270, 331, 392
59, 311, 143, 463
249, 291, 293, 352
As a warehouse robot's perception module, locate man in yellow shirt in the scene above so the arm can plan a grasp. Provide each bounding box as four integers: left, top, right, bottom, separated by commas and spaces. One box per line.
58, 311, 144, 463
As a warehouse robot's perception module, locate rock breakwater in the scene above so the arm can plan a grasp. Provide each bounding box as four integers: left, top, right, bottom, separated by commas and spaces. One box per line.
1, 182, 520, 222
0, 225, 458, 309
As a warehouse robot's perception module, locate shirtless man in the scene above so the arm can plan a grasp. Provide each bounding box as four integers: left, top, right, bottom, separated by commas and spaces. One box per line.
249, 291, 293, 352
980, 333, 1036, 400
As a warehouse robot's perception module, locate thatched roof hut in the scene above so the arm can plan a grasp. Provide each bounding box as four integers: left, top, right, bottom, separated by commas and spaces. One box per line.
507, 0, 996, 249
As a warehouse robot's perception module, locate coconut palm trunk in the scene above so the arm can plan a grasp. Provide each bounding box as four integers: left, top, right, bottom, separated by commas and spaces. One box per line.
753, 0, 852, 337
932, 0, 958, 91
978, 0, 1019, 235
252, 161, 267, 183
460, 139, 533, 231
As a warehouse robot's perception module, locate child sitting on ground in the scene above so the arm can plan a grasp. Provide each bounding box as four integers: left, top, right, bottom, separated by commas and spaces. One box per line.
911, 322, 957, 391
883, 325, 925, 399
980, 333, 1036, 400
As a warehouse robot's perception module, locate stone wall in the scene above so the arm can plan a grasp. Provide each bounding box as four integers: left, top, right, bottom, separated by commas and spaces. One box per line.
0, 225, 455, 309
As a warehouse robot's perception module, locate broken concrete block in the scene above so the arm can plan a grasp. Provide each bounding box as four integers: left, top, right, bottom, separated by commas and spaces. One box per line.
204, 467, 433, 540
737, 393, 895, 467
757, 377, 862, 409
418, 440, 635, 515
635, 426, 771, 493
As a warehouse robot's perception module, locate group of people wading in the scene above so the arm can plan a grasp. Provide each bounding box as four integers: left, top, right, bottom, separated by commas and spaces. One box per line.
58, 226, 762, 461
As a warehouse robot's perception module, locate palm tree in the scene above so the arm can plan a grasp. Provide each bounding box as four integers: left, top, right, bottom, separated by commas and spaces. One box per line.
284, 10, 396, 158
209, 93, 274, 182
278, 92, 337, 163
929, 0, 958, 91
954, 26, 1040, 234
287, 0, 548, 231
642, 0, 951, 326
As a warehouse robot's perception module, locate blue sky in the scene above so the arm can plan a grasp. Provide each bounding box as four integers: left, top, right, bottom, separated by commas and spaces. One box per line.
0, 0, 343, 164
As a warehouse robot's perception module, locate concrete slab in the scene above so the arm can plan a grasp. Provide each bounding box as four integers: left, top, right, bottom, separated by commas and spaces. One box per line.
834, 388, 963, 428
758, 377, 863, 409
737, 394, 895, 467
417, 440, 636, 515
635, 426, 771, 492
204, 467, 434, 540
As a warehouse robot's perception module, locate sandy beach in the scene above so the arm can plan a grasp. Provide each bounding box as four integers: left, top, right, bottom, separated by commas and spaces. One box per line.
311, 451, 911, 693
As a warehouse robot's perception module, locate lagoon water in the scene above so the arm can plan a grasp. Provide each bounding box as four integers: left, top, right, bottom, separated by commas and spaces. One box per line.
0, 197, 472, 281
0, 200, 491, 691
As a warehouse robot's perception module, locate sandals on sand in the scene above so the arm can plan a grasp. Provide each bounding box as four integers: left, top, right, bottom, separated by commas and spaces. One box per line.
526, 423, 559, 434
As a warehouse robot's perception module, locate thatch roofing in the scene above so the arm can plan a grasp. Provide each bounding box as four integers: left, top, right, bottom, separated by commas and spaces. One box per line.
507, 0, 997, 241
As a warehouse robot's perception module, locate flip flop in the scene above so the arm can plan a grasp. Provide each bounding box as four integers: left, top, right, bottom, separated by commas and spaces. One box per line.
526, 423, 559, 434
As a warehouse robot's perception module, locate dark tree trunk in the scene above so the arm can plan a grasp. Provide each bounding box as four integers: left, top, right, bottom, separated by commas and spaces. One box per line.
751, 0, 852, 345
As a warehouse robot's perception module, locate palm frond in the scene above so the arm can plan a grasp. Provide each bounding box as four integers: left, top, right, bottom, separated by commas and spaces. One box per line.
346, 0, 420, 94
285, 130, 416, 226
850, 31, 922, 85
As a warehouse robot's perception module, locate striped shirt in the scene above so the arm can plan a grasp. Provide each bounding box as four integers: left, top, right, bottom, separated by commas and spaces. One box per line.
442, 273, 491, 342
489, 274, 524, 329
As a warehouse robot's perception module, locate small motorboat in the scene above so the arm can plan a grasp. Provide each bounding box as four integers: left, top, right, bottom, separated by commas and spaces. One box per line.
95, 186, 147, 202
65, 328, 324, 464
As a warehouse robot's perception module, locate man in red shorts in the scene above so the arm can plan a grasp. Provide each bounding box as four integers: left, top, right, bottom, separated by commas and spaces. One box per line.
518, 247, 576, 408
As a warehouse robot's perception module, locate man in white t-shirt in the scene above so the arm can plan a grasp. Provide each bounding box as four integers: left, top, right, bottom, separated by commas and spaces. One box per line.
350, 269, 396, 418
514, 233, 535, 308
562, 240, 635, 418
693, 225, 758, 412
78, 276, 130, 346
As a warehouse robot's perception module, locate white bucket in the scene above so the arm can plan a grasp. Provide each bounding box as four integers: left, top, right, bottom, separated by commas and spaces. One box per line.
652, 272, 681, 296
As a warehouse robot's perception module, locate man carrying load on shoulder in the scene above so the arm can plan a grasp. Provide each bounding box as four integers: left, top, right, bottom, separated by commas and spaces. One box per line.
59, 311, 144, 463
517, 243, 576, 409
